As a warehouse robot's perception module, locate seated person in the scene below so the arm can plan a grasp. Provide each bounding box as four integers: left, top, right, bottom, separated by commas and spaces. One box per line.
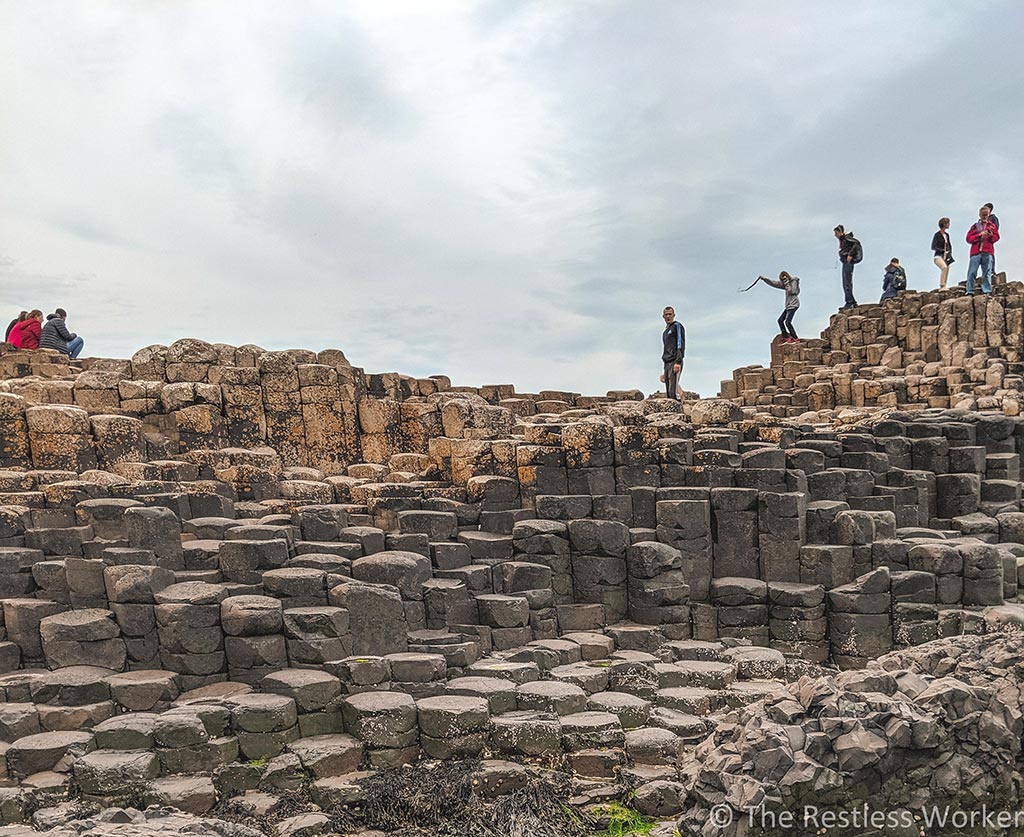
881, 258, 906, 301
39, 308, 84, 358
14, 310, 43, 349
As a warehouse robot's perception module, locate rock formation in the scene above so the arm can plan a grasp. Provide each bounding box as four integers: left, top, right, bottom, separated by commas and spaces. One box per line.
0, 282, 1022, 835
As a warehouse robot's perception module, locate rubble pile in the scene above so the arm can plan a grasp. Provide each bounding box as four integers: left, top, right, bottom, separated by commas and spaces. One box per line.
676, 630, 1024, 835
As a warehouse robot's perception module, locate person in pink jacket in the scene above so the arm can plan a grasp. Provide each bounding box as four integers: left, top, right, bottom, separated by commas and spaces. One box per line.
966, 205, 1000, 294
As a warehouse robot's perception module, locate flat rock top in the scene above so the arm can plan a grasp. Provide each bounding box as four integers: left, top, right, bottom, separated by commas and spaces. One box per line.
446, 676, 517, 694
9, 730, 94, 749
415, 695, 489, 714
13, 808, 264, 837
343, 690, 415, 712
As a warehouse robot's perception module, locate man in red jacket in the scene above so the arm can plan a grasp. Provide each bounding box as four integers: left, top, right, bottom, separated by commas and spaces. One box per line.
966, 205, 1000, 295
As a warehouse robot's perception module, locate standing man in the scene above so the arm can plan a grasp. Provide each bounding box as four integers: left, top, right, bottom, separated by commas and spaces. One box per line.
984, 202, 1000, 274
834, 225, 863, 309
660, 306, 685, 400
966, 205, 1000, 295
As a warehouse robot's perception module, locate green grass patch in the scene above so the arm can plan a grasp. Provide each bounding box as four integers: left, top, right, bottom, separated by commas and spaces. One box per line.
590, 801, 657, 836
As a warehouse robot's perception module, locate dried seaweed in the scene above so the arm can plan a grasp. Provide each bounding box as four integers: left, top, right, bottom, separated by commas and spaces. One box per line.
326, 760, 595, 837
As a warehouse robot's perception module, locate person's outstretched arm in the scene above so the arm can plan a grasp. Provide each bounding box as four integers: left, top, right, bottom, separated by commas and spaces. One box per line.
759, 275, 784, 289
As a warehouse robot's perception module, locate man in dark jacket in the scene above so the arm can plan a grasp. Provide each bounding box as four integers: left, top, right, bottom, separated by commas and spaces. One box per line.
660, 306, 685, 399
834, 225, 863, 309
39, 309, 85, 358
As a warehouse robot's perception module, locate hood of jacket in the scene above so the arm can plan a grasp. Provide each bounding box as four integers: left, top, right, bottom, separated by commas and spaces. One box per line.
46, 313, 61, 321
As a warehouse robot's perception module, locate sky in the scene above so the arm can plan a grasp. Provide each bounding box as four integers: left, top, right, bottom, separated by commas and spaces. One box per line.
2, 1, 1022, 397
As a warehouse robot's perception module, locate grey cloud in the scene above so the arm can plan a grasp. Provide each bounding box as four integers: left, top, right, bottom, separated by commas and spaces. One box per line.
1, 1, 1021, 398
150, 105, 245, 185
46, 213, 133, 250
277, 14, 415, 135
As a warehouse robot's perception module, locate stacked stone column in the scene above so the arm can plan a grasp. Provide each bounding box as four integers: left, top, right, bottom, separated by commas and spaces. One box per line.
768, 582, 827, 662
39, 609, 126, 670
655, 499, 712, 602
569, 519, 629, 623
154, 582, 227, 689
26, 406, 97, 471
297, 364, 347, 475
105, 564, 175, 669
613, 426, 661, 495
358, 398, 402, 465
709, 578, 767, 645
827, 567, 892, 669
493, 560, 557, 639
758, 492, 806, 582
626, 541, 689, 637
0, 394, 31, 469
710, 488, 759, 578
213, 366, 266, 448
562, 421, 616, 496
88, 415, 146, 468
221, 595, 288, 684
260, 351, 310, 467
512, 519, 572, 608
890, 570, 938, 647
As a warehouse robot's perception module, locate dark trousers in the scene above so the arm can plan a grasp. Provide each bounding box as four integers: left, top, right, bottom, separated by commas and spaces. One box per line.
778, 308, 798, 338
664, 361, 680, 399
841, 261, 856, 306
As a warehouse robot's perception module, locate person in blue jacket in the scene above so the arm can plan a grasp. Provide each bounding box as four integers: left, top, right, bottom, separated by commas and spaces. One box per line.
881, 258, 907, 301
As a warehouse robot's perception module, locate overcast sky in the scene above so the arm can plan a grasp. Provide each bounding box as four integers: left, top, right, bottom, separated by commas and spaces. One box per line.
2, 1, 1022, 397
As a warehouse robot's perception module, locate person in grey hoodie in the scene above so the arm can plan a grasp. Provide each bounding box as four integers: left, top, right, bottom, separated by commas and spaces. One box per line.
758, 271, 801, 342
39, 308, 84, 358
